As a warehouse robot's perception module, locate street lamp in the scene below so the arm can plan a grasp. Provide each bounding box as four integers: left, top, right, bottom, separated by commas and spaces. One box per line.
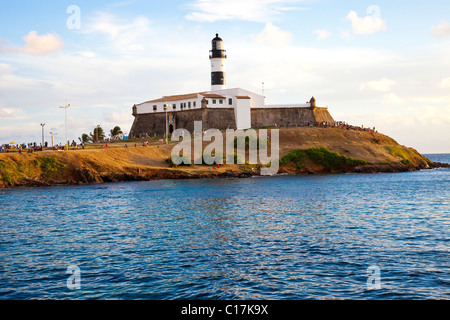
59, 100, 71, 150
40, 123, 45, 149
49, 132, 57, 148
164, 103, 168, 144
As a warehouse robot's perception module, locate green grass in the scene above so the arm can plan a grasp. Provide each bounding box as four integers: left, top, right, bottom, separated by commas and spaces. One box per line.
0, 161, 14, 184
386, 146, 416, 162
280, 147, 367, 170
401, 159, 412, 165
166, 156, 191, 167
386, 145, 433, 166
33, 157, 65, 178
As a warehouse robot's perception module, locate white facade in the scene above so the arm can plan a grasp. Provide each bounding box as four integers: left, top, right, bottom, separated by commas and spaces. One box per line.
211, 88, 265, 108
235, 98, 251, 129
135, 95, 204, 114
135, 88, 266, 115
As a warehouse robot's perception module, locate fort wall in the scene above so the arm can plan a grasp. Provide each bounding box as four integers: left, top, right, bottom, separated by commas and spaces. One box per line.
129, 107, 334, 137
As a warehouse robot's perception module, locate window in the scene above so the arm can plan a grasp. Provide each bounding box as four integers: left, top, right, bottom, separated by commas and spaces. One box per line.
188, 102, 191, 108
212, 99, 216, 104
193, 101, 196, 107
219, 99, 223, 104
173, 104, 176, 110
153, 105, 157, 111
206, 100, 209, 105
228, 98, 232, 105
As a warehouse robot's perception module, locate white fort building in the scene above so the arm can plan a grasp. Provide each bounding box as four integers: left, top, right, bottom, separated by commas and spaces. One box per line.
129, 34, 334, 137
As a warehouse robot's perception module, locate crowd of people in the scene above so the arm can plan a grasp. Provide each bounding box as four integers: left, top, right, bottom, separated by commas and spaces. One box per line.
270, 120, 377, 133
316, 121, 377, 133
1, 142, 46, 153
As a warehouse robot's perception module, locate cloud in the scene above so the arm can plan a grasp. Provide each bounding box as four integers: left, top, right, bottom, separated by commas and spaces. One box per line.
0, 38, 17, 54
314, 29, 330, 41
381, 93, 405, 105
103, 109, 132, 124
360, 78, 397, 92
253, 22, 293, 48
438, 77, 450, 88
0, 31, 64, 56
83, 13, 153, 52
0, 108, 26, 119
346, 8, 386, 35
22, 31, 64, 55
339, 30, 353, 40
0, 63, 16, 75
185, 0, 305, 22
432, 21, 450, 38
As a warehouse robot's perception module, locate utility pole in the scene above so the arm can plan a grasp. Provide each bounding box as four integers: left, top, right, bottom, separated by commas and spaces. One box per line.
40, 123, 45, 149
59, 100, 70, 150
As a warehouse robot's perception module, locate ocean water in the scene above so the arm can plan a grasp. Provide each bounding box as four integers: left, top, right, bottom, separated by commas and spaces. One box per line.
0, 154, 449, 300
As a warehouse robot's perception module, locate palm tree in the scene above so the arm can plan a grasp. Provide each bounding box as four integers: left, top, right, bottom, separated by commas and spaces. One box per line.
78, 133, 92, 143
90, 126, 106, 142
110, 126, 123, 137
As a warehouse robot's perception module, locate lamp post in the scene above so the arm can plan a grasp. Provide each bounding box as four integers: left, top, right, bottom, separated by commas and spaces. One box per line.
164, 103, 168, 144
59, 100, 70, 150
49, 132, 57, 148
40, 123, 45, 149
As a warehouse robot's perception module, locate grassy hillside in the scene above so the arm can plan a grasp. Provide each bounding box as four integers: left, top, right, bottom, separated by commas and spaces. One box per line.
0, 127, 436, 188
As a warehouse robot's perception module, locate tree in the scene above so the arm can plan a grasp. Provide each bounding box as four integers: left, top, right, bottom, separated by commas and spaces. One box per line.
79, 133, 92, 143
90, 126, 106, 142
110, 126, 123, 137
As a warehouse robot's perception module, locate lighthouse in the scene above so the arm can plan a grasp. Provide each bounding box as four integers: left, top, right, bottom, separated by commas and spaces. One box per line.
209, 33, 227, 91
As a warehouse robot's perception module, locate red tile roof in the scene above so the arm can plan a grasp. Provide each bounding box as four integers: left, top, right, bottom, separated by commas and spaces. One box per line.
142, 92, 205, 104
138, 91, 232, 105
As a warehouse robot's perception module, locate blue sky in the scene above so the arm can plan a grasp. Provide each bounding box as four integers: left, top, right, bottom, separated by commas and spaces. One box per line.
1, 0, 450, 152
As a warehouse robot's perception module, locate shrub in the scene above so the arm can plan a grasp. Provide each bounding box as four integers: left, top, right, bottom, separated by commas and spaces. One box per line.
401, 159, 412, 165
0, 161, 14, 184
386, 146, 417, 163
166, 156, 191, 167
34, 157, 65, 178
280, 147, 367, 170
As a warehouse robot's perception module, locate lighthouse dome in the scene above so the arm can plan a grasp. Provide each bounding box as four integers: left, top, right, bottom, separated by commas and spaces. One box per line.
212, 33, 222, 42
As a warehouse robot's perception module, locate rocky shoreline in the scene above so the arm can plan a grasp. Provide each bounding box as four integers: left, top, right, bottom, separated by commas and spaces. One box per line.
4, 161, 448, 189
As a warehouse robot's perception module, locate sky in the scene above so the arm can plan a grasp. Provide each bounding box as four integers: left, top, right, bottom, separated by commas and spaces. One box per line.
0, 0, 449, 153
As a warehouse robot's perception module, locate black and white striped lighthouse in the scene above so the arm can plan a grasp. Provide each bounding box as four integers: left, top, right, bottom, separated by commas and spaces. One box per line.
209, 33, 227, 91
